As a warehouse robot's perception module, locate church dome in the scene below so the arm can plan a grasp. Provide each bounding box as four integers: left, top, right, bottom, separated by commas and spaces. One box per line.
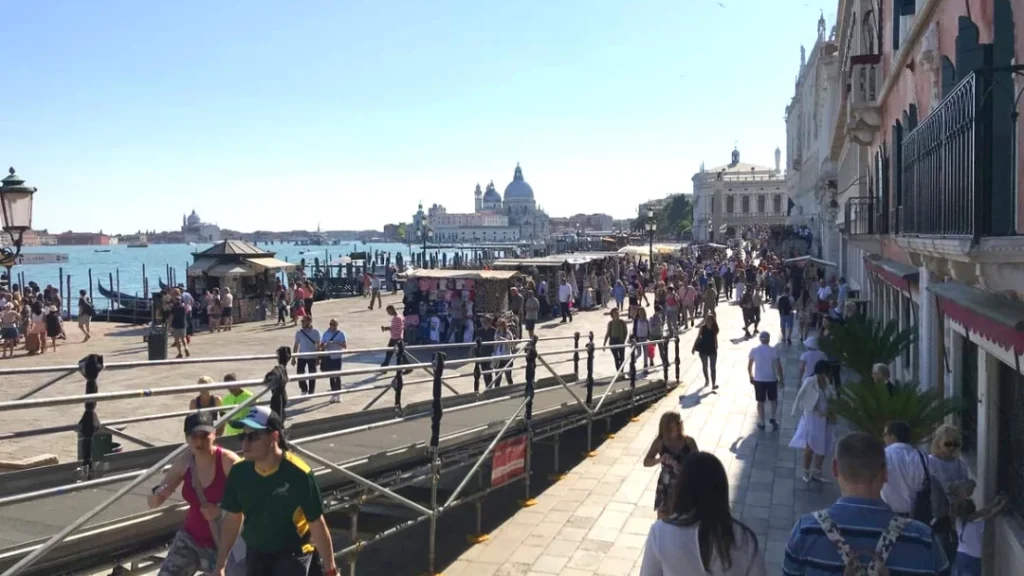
483, 181, 502, 204
186, 210, 201, 226
503, 163, 534, 201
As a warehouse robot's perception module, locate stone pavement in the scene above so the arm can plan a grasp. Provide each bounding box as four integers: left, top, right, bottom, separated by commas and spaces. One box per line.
443, 300, 842, 576
1, 292, 635, 463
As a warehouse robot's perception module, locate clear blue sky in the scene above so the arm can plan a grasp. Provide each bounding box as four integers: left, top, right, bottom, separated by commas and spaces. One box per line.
2, 0, 828, 234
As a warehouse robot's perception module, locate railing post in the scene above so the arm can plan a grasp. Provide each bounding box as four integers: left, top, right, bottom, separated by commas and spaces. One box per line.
427, 351, 445, 575
393, 341, 405, 409
522, 341, 537, 507
628, 337, 637, 389
674, 335, 681, 383
572, 331, 580, 380
77, 354, 104, 479
661, 338, 670, 383
585, 332, 595, 406
472, 337, 483, 394
273, 346, 291, 422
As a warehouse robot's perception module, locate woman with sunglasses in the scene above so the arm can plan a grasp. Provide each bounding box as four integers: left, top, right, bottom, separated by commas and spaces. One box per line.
928, 424, 971, 563
148, 412, 242, 575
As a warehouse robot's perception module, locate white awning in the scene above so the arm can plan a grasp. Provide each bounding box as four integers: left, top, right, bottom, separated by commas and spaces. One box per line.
207, 262, 254, 276
244, 257, 296, 271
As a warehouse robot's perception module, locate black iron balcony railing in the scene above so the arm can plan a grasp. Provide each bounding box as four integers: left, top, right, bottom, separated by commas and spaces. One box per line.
900, 72, 984, 236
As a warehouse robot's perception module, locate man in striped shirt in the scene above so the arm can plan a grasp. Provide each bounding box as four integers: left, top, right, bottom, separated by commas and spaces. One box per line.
784, 431, 949, 575
379, 305, 405, 367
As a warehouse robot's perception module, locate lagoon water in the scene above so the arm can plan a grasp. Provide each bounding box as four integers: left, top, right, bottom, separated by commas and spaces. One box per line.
11, 241, 443, 301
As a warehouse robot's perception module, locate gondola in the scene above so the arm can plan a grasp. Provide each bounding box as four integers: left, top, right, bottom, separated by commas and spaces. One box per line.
96, 280, 150, 307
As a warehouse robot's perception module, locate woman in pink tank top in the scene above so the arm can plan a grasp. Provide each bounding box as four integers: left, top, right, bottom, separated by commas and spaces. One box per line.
147, 412, 241, 575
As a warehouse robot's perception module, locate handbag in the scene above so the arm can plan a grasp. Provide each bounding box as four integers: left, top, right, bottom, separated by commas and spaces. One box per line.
912, 450, 933, 524
188, 454, 246, 564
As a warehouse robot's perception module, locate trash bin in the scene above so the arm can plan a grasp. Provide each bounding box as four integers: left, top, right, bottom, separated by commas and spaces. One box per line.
148, 325, 168, 361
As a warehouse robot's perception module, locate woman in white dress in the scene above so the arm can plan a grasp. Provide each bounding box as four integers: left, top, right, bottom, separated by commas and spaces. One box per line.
789, 360, 836, 483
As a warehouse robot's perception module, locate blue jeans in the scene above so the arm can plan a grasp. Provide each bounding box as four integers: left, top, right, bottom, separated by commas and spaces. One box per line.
955, 552, 981, 576
780, 312, 794, 334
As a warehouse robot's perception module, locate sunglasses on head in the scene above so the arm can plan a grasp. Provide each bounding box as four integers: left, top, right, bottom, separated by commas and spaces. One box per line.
944, 441, 961, 448
239, 431, 267, 443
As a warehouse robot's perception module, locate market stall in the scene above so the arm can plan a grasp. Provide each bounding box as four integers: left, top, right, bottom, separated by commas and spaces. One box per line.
402, 269, 521, 344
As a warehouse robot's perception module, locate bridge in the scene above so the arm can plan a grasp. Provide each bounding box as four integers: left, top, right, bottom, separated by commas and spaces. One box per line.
0, 333, 681, 576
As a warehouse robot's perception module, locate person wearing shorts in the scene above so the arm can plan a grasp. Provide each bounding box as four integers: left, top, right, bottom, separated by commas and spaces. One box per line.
747, 331, 784, 431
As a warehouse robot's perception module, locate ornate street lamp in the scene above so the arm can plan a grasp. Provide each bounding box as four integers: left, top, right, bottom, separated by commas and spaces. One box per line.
645, 208, 657, 282
418, 216, 432, 266
0, 167, 37, 264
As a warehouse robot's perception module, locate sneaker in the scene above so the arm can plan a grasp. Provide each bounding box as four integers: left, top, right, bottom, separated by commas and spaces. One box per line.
802, 470, 812, 483
770, 419, 779, 431
712, 383, 718, 391
757, 422, 766, 431
812, 471, 831, 483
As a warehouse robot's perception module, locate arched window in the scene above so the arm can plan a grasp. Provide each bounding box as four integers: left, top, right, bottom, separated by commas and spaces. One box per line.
726, 196, 735, 214
773, 194, 783, 213
741, 196, 750, 213
757, 195, 766, 213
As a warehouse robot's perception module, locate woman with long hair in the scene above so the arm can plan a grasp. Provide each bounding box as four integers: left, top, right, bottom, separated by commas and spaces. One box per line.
147, 412, 243, 575
640, 452, 765, 575
692, 313, 719, 389
643, 412, 697, 520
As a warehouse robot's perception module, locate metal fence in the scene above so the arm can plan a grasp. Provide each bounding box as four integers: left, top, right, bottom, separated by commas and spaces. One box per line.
0, 331, 682, 576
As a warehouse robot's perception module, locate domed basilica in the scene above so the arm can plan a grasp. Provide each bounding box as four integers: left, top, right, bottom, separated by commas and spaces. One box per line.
415, 163, 550, 243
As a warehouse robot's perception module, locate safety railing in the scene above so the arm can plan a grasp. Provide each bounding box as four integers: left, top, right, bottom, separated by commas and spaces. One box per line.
0, 332, 682, 576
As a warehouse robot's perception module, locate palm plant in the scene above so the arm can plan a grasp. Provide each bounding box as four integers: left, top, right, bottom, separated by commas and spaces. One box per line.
819, 316, 916, 381
831, 378, 959, 444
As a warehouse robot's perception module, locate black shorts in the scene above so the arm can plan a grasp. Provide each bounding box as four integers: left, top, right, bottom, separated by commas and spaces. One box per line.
753, 380, 778, 402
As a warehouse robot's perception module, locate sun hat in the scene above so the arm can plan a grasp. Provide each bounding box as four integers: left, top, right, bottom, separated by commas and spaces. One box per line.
803, 336, 819, 349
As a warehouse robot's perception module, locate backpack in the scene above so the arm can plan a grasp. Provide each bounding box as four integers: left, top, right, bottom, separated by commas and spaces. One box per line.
813, 510, 909, 576
778, 295, 793, 315
80, 298, 95, 316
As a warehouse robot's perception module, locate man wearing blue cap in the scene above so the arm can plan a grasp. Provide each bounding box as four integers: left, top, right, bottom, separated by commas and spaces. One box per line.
210, 406, 337, 576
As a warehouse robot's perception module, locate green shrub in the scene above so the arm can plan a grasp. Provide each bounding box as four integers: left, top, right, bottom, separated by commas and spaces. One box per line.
832, 378, 958, 444
819, 316, 916, 381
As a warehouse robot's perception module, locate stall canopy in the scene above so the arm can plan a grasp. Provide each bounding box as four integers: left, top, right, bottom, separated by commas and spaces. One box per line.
783, 256, 838, 268
244, 257, 296, 271
617, 243, 687, 256
405, 269, 520, 281
207, 262, 253, 276
187, 258, 219, 276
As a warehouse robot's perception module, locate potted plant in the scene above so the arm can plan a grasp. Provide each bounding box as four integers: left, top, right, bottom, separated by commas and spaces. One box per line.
819, 316, 916, 381
831, 378, 958, 443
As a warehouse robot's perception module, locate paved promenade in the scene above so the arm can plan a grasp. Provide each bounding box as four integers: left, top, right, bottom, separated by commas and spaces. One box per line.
444, 300, 842, 576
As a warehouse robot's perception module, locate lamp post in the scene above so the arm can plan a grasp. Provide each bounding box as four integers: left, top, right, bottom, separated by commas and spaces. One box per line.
418, 216, 432, 268
0, 167, 38, 270
826, 197, 839, 262
644, 208, 657, 283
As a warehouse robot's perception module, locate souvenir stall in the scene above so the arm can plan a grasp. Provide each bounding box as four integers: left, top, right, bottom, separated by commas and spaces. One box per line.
782, 255, 838, 297
402, 269, 521, 344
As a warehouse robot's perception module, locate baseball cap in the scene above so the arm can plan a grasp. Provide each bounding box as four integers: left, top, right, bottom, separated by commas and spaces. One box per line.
758, 331, 771, 342
184, 412, 216, 435
229, 406, 283, 431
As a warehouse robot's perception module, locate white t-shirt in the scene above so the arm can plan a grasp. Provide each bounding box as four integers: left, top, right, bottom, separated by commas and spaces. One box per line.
558, 283, 573, 303
817, 286, 832, 302
957, 518, 984, 558
640, 519, 767, 576
799, 350, 829, 378
748, 344, 780, 382
221, 292, 234, 307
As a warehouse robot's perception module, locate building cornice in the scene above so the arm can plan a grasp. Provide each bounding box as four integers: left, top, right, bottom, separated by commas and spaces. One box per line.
878, 0, 941, 105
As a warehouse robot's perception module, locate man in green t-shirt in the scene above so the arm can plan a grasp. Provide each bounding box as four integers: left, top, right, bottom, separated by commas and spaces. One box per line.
218, 373, 253, 437
212, 406, 337, 576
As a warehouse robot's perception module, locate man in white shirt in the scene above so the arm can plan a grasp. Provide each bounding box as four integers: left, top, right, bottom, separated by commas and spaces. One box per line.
747, 332, 784, 431
368, 275, 382, 310
557, 278, 573, 324
881, 420, 928, 517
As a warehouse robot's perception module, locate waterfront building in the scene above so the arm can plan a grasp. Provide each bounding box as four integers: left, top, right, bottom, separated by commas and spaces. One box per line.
785, 13, 842, 261
413, 163, 550, 243
180, 210, 221, 243
56, 231, 111, 246
0, 229, 55, 247
825, 0, 1024, 569
691, 147, 786, 243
